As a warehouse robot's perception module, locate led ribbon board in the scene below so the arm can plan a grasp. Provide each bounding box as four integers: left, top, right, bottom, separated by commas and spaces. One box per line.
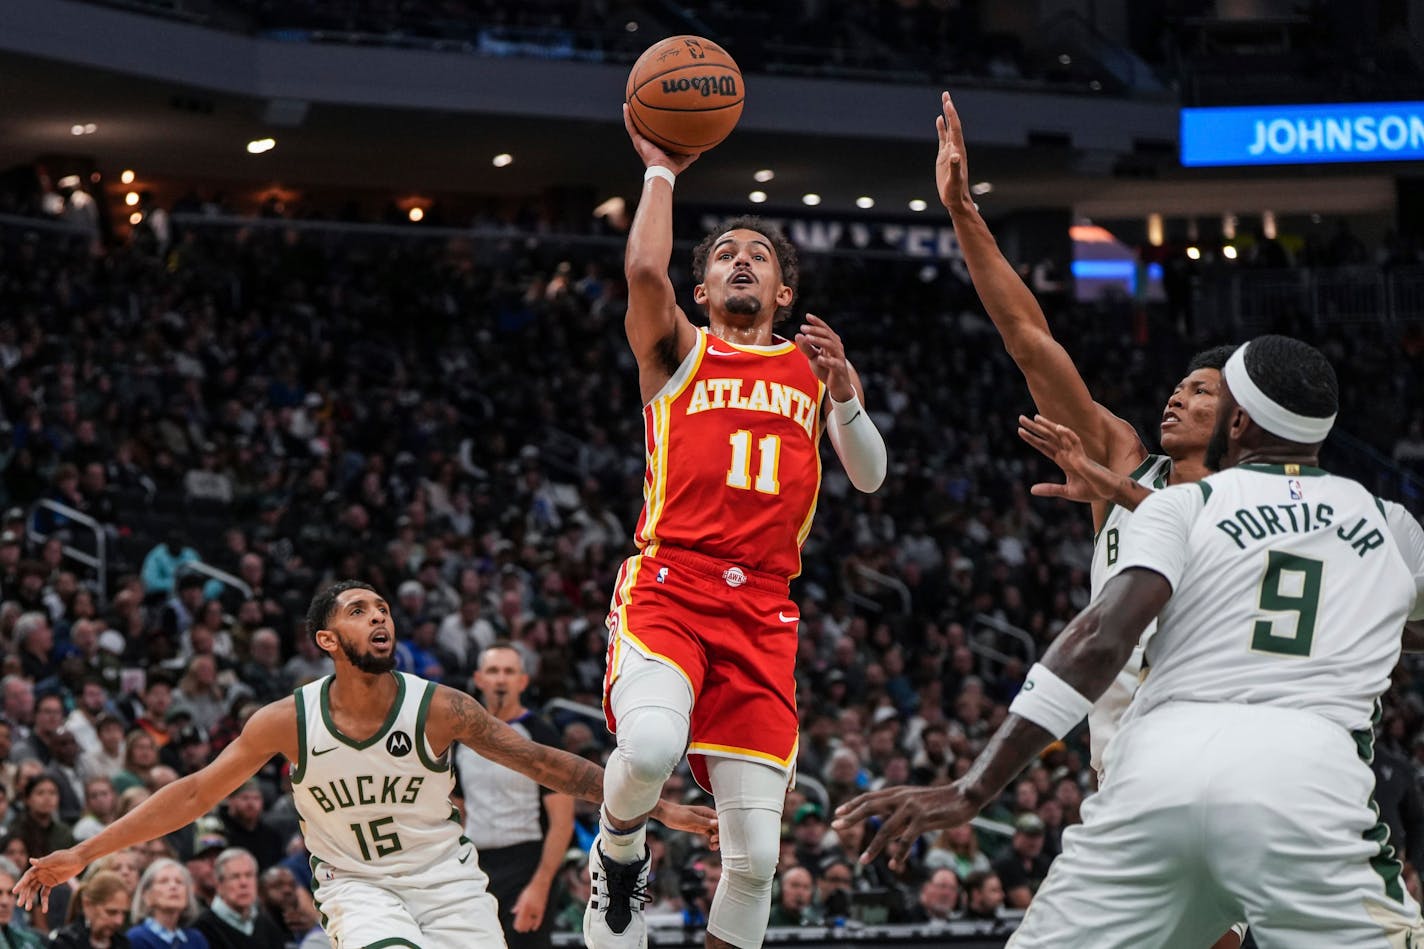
1180, 101, 1424, 167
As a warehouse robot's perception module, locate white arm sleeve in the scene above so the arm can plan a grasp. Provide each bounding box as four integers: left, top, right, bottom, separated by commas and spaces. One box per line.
826, 392, 887, 493
1114, 483, 1209, 594
1383, 500, 1424, 622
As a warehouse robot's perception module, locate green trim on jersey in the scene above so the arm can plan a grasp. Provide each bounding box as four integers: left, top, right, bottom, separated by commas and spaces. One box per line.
1375, 497, 1388, 520
366, 940, 421, 948
1197, 482, 1213, 503
1352, 699, 1406, 904
320, 673, 406, 751
293, 687, 309, 784
414, 681, 449, 773
1099, 453, 1171, 540
309, 854, 330, 932
1239, 463, 1327, 477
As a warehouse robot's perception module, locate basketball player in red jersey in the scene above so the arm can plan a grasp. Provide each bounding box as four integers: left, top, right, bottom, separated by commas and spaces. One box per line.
583, 108, 887, 949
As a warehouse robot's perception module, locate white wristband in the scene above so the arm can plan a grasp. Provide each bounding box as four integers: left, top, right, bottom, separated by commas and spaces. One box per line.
644, 166, 676, 190
1008, 663, 1093, 740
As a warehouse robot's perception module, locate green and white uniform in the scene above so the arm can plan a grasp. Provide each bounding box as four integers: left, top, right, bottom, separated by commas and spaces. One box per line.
1086, 453, 1171, 777
1012, 465, 1424, 949
293, 671, 503, 948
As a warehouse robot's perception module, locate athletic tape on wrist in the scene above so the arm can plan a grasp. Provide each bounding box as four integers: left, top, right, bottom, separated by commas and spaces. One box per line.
1009, 663, 1093, 740
644, 166, 676, 190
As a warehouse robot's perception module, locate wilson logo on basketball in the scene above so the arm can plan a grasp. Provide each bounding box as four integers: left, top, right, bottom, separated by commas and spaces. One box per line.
386, 731, 413, 757
660, 76, 739, 97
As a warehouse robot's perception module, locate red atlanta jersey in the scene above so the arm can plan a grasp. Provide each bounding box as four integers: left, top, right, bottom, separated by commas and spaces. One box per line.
633, 328, 826, 581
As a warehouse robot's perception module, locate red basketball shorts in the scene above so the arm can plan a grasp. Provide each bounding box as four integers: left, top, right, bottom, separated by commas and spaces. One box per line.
603, 546, 799, 792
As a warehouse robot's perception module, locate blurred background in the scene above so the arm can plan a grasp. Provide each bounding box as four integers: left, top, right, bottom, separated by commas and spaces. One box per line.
1, 0, 1423, 946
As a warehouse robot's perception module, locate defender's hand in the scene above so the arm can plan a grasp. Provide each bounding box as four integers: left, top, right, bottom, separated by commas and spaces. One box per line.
795, 314, 855, 402
935, 91, 974, 215
834, 783, 975, 871
1018, 414, 1128, 505
652, 801, 720, 850
14, 849, 86, 912
624, 105, 700, 175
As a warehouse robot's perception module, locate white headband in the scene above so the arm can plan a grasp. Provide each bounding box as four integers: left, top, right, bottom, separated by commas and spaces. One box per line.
1223, 343, 1335, 444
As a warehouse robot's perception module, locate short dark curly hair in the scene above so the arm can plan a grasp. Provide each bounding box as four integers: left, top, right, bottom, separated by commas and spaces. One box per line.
1186, 344, 1237, 373
306, 579, 376, 649
691, 215, 799, 324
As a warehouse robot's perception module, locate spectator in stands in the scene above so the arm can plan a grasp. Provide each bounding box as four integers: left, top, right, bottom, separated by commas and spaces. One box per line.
47, 869, 132, 949
767, 865, 821, 927
79, 715, 126, 783
131, 676, 175, 750
13, 773, 74, 859
0, 533, 21, 595
962, 870, 1006, 923
139, 536, 200, 599
0, 856, 42, 947
64, 678, 111, 756
48, 729, 86, 823
194, 848, 285, 949
992, 813, 1053, 908
174, 656, 229, 733
219, 781, 283, 871
183, 444, 233, 507
236, 630, 287, 705
438, 593, 495, 674
907, 867, 961, 923
72, 776, 118, 843
126, 858, 207, 949
817, 857, 856, 921
159, 576, 206, 644
14, 613, 58, 685
281, 632, 332, 688
185, 822, 228, 906
111, 731, 159, 794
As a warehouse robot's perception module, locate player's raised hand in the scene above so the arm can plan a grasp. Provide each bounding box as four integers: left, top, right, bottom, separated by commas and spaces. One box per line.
623, 104, 699, 176
653, 801, 720, 851
13, 848, 86, 913
935, 91, 973, 215
795, 314, 856, 402
834, 783, 974, 871
1018, 414, 1125, 505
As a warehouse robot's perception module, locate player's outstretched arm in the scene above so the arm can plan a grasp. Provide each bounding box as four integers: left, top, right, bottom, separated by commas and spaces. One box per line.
936, 91, 1141, 473
834, 568, 1168, 869
1018, 414, 1154, 511
14, 697, 295, 911
622, 105, 700, 398
429, 686, 717, 842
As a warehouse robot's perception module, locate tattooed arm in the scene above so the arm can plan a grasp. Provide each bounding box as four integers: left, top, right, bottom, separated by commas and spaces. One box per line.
426, 685, 718, 841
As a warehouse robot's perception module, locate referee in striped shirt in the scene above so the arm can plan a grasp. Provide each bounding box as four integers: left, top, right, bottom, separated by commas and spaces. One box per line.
453, 642, 576, 949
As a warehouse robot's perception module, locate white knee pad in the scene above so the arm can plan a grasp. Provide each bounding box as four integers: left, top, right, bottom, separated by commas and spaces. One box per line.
603, 649, 694, 822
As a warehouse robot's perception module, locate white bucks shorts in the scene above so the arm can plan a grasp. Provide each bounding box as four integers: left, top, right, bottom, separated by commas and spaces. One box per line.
1011, 701, 1424, 949
312, 857, 505, 948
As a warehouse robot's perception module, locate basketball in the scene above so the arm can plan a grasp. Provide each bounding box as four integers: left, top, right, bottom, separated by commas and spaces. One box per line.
626, 35, 744, 155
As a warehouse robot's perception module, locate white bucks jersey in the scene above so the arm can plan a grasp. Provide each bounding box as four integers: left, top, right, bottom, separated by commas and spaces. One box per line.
292, 672, 469, 876
1120, 464, 1424, 732
1091, 453, 1172, 600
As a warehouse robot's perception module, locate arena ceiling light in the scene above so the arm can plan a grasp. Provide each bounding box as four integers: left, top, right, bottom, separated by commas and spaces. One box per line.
246, 138, 276, 154
408, 207, 425, 222
1186, 246, 1201, 260
1222, 245, 1238, 260
124, 192, 139, 206
855, 196, 875, 209
128, 211, 143, 225
748, 191, 767, 204
908, 199, 928, 212
120, 170, 135, 184
753, 169, 775, 183
492, 153, 513, 168
970, 181, 994, 195
801, 193, 821, 206
70, 123, 96, 136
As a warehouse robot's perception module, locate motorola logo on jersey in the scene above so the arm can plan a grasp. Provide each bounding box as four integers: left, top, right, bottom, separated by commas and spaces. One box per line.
386, 731, 413, 757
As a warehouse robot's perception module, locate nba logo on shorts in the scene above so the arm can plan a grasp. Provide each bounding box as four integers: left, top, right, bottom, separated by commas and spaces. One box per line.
656, 567, 669, 584
722, 566, 746, 588
1288, 478, 1304, 500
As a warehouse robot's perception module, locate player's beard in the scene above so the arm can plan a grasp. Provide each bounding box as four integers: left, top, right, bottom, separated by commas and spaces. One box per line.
724, 292, 762, 316
1204, 414, 1231, 471
340, 637, 397, 675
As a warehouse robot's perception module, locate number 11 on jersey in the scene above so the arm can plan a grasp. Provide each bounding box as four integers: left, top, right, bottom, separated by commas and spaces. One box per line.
727, 430, 781, 495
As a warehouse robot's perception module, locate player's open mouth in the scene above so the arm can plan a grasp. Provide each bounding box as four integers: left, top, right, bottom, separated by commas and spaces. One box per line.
370, 630, 391, 647
729, 273, 755, 286
1161, 412, 1180, 428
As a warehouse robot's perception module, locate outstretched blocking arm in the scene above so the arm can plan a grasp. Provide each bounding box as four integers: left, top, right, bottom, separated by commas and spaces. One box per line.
622, 106, 700, 400
428, 686, 716, 841
15, 697, 296, 910
936, 92, 1143, 480
834, 568, 1168, 867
